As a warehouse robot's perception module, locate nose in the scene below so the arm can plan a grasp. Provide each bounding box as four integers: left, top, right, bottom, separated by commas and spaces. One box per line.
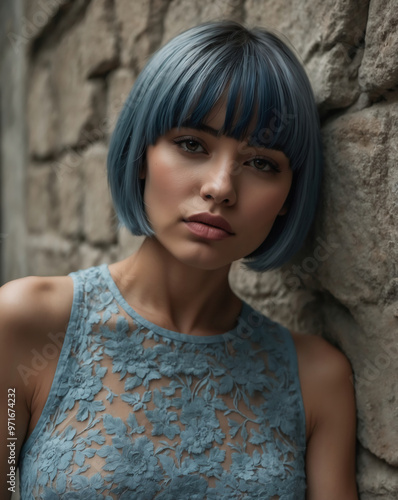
199, 158, 237, 206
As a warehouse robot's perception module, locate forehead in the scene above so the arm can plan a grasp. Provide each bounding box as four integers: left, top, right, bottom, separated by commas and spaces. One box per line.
181, 98, 257, 142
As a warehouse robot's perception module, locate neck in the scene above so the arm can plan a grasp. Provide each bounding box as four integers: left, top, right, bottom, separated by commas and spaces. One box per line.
109, 237, 242, 336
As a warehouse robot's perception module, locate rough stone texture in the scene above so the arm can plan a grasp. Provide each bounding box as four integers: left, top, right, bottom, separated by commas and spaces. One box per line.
321, 300, 398, 464
27, 0, 118, 157
114, 0, 151, 68
27, 65, 57, 158
80, 0, 119, 79
52, 26, 107, 150
106, 68, 136, 137
230, 260, 323, 336
318, 99, 397, 308
55, 151, 84, 238
1, 0, 28, 285
26, 234, 80, 277
313, 97, 398, 466
83, 143, 118, 245
24, 0, 71, 41
358, 0, 398, 94
27, 39, 106, 156
162, 0, 243, 44
25, 164, 54, 233
114, 0, 171, 70
245, 0, 368, 113
77, 242, 109, 270
358, 445, 398, 499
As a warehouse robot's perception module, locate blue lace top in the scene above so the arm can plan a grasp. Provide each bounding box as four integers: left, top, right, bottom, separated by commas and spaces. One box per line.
18, 264, 307, 499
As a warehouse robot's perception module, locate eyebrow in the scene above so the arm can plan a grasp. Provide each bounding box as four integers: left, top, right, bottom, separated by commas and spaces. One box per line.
180, 123, 259, 144
180, 123, 222, 137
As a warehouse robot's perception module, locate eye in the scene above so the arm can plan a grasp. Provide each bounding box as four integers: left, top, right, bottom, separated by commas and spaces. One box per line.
173, 137, 206, 154
246, 158, 281, 173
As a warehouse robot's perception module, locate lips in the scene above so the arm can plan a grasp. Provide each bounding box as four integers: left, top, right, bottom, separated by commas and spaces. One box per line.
184, 213, 234, 234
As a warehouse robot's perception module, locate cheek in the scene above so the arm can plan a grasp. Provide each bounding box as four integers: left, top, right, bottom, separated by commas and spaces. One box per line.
143, 150, 195, 214
246, 186, 290, 224
145, 170, 191, 207
144, 149, 172, 200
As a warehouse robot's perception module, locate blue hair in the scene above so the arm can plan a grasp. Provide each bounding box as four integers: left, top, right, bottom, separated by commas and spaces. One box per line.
107, 21, 323, 272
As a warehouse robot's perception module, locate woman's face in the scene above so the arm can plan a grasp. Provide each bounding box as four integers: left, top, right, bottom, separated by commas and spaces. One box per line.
142, 101, 293, 271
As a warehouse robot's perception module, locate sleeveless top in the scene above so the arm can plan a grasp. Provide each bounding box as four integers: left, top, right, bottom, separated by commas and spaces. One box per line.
18, 264, 307, 499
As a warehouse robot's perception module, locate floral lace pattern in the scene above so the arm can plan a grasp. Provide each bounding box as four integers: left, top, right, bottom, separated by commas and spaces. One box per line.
19, 264, 306, 499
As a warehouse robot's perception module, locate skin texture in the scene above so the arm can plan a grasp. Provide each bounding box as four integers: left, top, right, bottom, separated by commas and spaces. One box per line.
0, 101, 358, 499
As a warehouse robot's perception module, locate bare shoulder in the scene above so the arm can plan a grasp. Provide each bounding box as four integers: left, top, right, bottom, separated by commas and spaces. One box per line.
290, 331, 355, 441
291, 332, 351, 370
0, 274, 74, 338
0, 275, 74, 495
290, 331, 354, 402
290, 333, 358, 497
290, 331, 353, 382
0, 274, 74, 404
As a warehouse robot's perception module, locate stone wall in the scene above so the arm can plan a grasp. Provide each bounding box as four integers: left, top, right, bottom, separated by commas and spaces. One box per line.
1, 0, 397, 498
0, 0, 28, 285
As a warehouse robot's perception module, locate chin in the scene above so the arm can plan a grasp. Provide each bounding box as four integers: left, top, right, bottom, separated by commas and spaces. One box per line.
180, 256, 232, 271
171, 248, 234, 271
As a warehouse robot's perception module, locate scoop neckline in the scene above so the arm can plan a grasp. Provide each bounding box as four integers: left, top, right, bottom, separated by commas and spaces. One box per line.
99, 263, 251, 344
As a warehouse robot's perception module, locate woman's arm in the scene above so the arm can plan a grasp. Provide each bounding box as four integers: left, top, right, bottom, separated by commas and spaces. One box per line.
0, 279, 35, 499
0, 276, 72, 499
293, 333, 358, 499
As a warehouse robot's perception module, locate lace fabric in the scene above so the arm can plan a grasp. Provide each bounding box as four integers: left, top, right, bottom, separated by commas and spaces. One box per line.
18, 264, 306, 499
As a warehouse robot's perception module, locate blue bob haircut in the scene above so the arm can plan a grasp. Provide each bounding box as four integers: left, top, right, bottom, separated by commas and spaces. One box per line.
107, 20, 323, 272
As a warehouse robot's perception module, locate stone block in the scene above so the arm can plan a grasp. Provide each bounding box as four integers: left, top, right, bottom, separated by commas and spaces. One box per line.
246, 0, 367, 60
52, 24, 106, 150
82, 143, 118, 245
229, 260, 323, 335
26, 0, 117, 152
80, 0, 119, 78
23, 0, 71, 42
26, 2, 116, 154
26, 164, 54, 233
22, 0, 117, 66
162, 0, 243, 45
200, 0, 243, 24
313, 100, 398, 464
54, 151, 84, 238
27, 64, 57, 158
106, 68, 136, 137
245, 0, 368, 113
305, 45, 360, 112
358, 0, 398, 94
317, 100, 398, 308
357, 445, 398, 499
114, 0, 153, 69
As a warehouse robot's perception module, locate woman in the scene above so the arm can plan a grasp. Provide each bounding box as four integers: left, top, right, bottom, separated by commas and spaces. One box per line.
0, 21, 358, 499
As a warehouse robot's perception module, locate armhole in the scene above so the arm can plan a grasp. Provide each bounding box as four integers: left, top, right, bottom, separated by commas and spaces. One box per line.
282, 326, 307, 453
18, 271, 84, 461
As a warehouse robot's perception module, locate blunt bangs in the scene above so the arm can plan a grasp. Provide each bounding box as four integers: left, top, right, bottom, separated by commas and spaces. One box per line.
107, 21, 323, 272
